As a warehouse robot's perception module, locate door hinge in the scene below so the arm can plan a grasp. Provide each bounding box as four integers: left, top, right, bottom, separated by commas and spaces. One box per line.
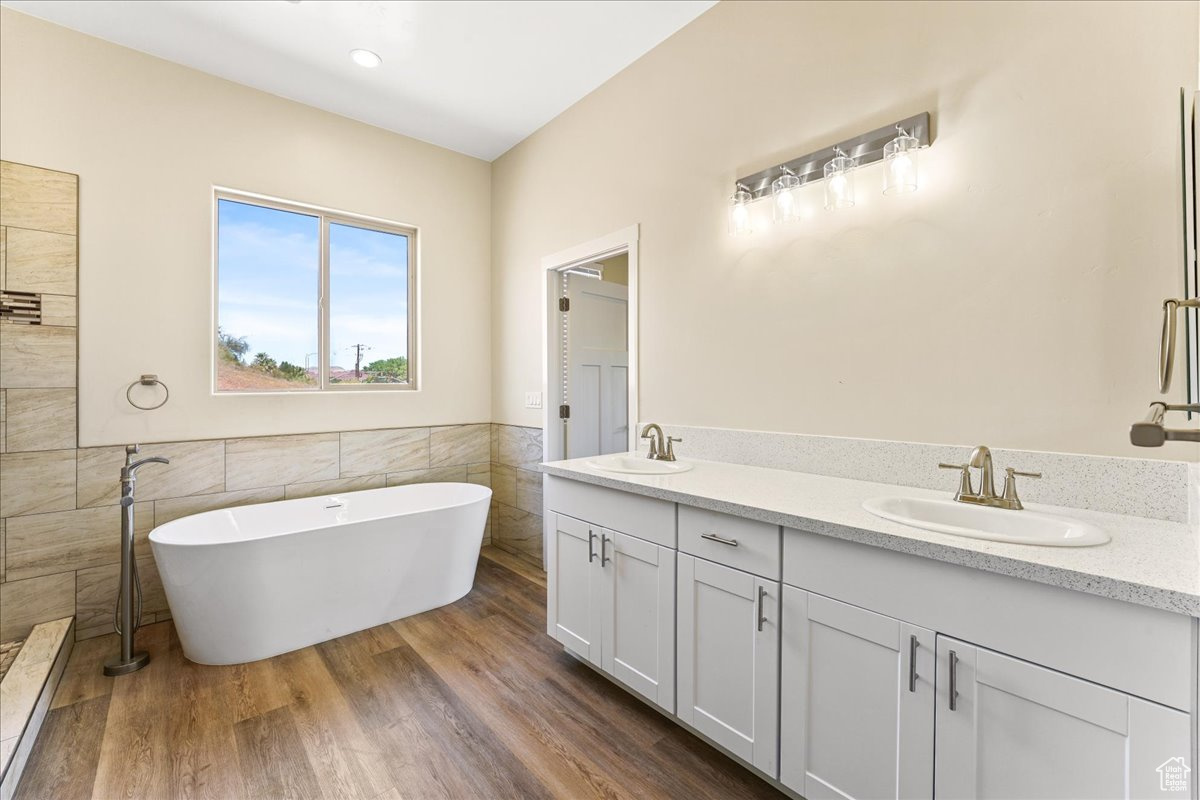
559, 404, 570, 419
559, 297, 570, 312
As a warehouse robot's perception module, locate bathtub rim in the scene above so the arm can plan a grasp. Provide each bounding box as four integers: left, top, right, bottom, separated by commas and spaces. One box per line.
149, 482, 493, 547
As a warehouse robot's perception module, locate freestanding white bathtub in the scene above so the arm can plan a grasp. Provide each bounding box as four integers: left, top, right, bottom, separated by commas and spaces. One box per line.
149, 482, 491, 665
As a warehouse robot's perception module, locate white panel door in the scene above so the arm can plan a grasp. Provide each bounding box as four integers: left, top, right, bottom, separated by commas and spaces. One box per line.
549, 514, 603, 666
780, 588, 934, 800
601, 530, 676, 712
935, 636, 1192, 800
677, 554, 779, 776
566, 278, 628, 458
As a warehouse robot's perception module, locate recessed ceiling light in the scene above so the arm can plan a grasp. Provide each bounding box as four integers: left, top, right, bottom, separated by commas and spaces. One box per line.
350, 49, 382, 69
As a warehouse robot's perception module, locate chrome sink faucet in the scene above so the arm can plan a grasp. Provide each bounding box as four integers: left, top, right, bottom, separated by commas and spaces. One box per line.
938, 445, 1041, 511
640, 423, 682, 462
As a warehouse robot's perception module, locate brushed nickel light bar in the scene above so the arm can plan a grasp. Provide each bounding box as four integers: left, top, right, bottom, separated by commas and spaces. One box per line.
733, 111, 934, 201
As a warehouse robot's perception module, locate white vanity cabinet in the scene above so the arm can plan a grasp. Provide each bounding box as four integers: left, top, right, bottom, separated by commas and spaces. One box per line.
934, 636, 1191, 800
780, 587, 935, 800
548, 513, 676, 710
544, 472, 1197, 800
677, 553, 780, 777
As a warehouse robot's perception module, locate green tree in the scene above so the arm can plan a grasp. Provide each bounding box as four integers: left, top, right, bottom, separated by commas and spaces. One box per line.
252, 352, 277, 372
365, 356, 407, 382
217, 328, 249, 363
277, 361, 307, 381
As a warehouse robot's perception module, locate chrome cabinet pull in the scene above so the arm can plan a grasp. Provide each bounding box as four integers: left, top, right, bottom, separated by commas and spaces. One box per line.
701, 532, 739, 547
908, 635, 919, 693
756, 586, 768, 632
948, 649, 959, 710
600, 533, 610, 566
588, 529, 597, 562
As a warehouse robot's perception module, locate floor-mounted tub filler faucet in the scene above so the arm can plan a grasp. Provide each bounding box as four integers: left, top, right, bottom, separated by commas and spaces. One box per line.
104, 444, 169, 677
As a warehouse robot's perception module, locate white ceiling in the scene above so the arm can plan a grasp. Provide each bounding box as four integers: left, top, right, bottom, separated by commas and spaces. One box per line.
1, 0, 715, 161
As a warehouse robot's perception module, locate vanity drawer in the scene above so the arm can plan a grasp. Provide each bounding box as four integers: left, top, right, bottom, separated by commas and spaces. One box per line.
678, 505, 780, 579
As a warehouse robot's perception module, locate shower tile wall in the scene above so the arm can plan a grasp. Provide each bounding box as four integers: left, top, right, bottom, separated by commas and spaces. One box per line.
0, 160, 80, 643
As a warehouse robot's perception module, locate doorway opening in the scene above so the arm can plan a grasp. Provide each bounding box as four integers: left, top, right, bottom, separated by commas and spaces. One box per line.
541, 225, 639, 464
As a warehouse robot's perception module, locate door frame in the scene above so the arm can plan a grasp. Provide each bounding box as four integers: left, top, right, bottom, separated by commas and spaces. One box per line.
541, 224, 639, 464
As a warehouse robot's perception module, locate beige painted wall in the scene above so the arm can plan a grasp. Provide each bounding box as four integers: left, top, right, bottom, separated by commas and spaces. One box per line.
492, 0, 1200, 460
0, 9, 491, 446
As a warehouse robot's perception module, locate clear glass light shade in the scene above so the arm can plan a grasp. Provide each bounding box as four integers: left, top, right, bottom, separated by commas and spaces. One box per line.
771, 172, 801, 223
823, 155, 856, 210
884, 133, 919, 194
728, 186, 754, 236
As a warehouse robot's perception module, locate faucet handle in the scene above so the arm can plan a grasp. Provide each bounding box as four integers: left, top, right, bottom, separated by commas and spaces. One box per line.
1001, 467, 1041, 509
665, 436, 682, 461
938, 463, 974, 500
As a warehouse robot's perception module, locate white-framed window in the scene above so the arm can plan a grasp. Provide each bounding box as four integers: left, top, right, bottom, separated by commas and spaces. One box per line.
213, 189, 417, 393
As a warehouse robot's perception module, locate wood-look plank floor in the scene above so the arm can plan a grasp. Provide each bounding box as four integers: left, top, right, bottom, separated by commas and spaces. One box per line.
16, 547, 785, 800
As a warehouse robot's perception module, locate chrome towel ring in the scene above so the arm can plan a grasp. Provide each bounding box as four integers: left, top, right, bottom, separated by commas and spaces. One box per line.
126, 374, 169, 411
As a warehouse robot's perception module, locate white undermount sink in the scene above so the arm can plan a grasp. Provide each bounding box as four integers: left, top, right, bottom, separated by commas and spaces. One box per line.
862, 495, 1110, 547
587, 453, 694, 475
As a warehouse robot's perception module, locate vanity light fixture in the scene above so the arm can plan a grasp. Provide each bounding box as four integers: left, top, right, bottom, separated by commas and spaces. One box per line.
350, 48, 382, 68
772, 166, 802, 223
884, 126, 920, 194
728, 111, 933, 235
728, 183, 754, 236
823, 147, 857, 210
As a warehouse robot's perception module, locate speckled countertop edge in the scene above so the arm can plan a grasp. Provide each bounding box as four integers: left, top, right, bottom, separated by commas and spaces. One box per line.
541, 457, 1200, 617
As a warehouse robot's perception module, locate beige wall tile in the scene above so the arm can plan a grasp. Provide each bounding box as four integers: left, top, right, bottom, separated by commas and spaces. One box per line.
490, 463, 516, 507
467, 462, 490, 488
283, 475, 384, 500
2, 228, 75, 295
1, 518, 6, 583
429, 424, 490, 467
0, 324, 75, 388
496, 425, 542, 468
4, 388, 74, 452
77, 440, 224, 508
5, 502, 152, 581
154, 487, 285, 525
75, 556, 166, 633
1, 389, 6, 421
386, 466, 467, 486
38, 294, 75, 327
490, 424, 499, 462
0, 162, 77, 236
515, 469, 543, 515
226, 433, 339, 491
1, 226, 6, 288
0, 449, 75, 517
340, 428, 428, 477
0, 572, 74, 641
491, 502, 543, 568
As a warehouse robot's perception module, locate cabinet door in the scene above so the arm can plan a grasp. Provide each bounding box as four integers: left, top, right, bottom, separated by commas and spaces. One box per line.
549, 513, 603, 666
602, 530, 676, 712
935, 636, 1191, 800
677, 553, 779, 776
780, 588, 934, 800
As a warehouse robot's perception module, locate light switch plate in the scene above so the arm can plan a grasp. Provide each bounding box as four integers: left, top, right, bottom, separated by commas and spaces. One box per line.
524, 392, 543, 409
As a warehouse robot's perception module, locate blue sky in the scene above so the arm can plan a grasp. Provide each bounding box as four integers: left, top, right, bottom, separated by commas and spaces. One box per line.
217, 199, 409, 369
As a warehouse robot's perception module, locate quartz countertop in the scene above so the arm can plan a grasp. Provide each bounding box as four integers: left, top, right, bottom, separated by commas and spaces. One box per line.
541, 456, 1200, 617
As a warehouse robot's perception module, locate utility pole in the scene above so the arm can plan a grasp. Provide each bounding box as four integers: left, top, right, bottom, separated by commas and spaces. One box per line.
351, 344, 371, 379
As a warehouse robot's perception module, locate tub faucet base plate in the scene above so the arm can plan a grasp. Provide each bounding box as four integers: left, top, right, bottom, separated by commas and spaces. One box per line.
103, 650, 149, 676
